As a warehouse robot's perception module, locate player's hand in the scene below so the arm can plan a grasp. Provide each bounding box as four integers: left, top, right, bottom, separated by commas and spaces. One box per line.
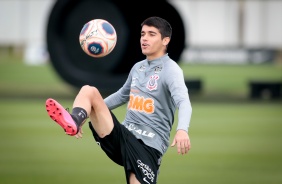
74, 119, 87, 139
171, 129, 191, 155
75, 127, 83, 139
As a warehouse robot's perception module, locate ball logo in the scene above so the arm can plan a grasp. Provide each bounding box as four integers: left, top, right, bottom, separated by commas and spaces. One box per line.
88, 43, 103, 55
90, 45, 100, 54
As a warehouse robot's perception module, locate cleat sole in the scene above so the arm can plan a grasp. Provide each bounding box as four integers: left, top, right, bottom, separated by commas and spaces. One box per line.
45, 98, 78, 136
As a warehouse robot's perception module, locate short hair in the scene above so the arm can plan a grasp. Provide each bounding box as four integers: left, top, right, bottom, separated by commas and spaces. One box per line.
141, 16, 172, 39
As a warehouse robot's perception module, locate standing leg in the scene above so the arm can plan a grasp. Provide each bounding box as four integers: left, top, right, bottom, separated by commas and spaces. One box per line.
129, 173, 141, 184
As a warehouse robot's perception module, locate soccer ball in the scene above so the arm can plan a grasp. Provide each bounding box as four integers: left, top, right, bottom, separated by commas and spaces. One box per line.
79, 19, 117, 58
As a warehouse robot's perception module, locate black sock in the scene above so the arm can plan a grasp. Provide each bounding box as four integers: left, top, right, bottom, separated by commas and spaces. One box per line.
71, 107, 88, 127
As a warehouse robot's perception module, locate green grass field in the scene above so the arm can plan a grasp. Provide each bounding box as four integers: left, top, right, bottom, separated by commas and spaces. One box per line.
0, 99, 281, 184
0, 58, 282, 184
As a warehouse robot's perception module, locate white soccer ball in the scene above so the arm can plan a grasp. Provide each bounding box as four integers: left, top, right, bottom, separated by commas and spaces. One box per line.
79, 19, 117, 58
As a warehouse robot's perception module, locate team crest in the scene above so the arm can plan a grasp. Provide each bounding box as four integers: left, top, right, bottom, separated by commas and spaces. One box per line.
147, 74, 159, 91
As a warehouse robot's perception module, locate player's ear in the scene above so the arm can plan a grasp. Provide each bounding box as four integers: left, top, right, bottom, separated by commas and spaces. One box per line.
162, 37, 170, 46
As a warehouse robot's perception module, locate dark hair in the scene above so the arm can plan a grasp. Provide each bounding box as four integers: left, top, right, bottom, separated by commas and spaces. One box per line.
141, 16, 172, 39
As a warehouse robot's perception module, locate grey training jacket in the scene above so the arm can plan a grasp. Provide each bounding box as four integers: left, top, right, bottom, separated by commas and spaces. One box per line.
104, 54, 192, 154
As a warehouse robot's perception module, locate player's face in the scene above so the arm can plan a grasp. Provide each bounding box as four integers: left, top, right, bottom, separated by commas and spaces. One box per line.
140, 25, 170, 60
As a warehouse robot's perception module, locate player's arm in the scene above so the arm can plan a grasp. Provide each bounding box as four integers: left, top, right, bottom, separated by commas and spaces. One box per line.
166, 65, 192, 155
171, 96, 192, 155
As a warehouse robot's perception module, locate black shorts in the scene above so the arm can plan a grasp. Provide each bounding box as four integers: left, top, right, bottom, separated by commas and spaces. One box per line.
88, 111, 162, 184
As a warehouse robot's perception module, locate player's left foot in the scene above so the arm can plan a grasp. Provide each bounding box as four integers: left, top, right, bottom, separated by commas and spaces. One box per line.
45, 98, 78, 136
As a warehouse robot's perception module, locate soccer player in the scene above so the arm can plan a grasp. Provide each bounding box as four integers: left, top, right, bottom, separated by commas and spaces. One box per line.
45, 16, 192, 184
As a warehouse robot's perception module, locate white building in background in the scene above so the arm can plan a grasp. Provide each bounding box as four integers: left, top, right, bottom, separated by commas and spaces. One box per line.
0, 0, 55, 64
169, 0, 282, 63
0, 0, 281, 64
170, 0, 282, 48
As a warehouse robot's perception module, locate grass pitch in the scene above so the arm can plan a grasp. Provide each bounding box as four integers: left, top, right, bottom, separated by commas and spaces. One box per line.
0, 99, 281, 184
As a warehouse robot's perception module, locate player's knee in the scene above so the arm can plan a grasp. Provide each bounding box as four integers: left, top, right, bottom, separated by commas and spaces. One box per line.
81, 85, 98, 94
80, 85, 91, 95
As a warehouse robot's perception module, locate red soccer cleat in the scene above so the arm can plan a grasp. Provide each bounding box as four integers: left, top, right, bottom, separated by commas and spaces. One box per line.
45, 98, 78, 136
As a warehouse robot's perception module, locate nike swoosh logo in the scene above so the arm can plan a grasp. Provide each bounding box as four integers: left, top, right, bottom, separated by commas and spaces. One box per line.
143, 177, 150, 184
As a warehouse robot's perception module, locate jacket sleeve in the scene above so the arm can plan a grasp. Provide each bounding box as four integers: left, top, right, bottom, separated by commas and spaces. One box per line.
166, 65, 192, 132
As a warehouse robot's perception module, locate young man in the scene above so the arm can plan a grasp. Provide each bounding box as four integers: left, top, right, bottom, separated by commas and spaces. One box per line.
46, 16, 192, 184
